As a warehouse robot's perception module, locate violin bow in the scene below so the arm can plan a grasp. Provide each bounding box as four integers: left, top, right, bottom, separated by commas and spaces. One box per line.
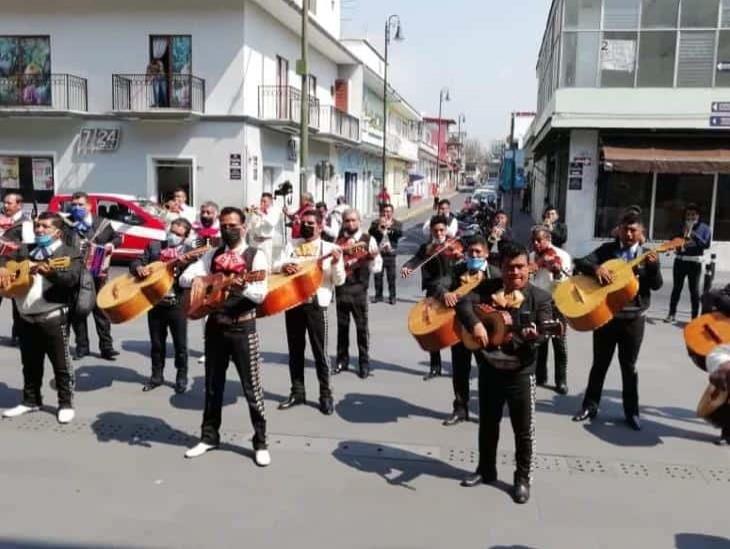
406, 240, 461, 277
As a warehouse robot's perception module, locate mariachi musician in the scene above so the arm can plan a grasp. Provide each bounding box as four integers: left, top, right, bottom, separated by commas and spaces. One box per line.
456, 242, 552, 504
401, 215, 460, 381
246, 192, 282, 268
369, 203, 403, 305
334, 208, 382, 379
130, 218, 195, 395
529, 225, 572, 394
65, 191, 121, 361
179, 207, 271, 466
706, 343, 730, 446
191, 201, 221, 248
486, 210, 513, 267
274, 209, 345, 415
572, 211, 662, 431
431, 235, 500, 425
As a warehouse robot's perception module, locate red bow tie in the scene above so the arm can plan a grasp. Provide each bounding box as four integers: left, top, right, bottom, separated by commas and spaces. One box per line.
0, 216, 13, 230
214, 250, 247, 275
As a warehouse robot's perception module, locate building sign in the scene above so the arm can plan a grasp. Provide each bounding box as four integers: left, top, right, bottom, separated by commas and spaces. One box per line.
710, 115, 730, 127
229, 153, 242, 180
600, 39, 636, 72
711, 102, 730, 113
32, 158, 54, 190
78, 128, 121, 153
568, 161, 584, 191
0, 156, 19, 189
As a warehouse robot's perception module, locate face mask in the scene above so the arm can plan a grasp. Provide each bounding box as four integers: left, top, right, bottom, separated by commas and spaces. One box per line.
35, 234, 53, 248
200, 216, 215, 228
221, 227, 242, 247
167, 234, 184, 248
300, 225, 315, 239
466, 257, 487, 271
70, 205, 87, 221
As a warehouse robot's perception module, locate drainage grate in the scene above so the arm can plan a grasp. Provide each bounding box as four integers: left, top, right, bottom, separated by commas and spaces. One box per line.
698, 467, 730, 483
617, 461, 651, 479
662, 464, 699, 481
534, 454, 568, 473
567, 457, 610, 475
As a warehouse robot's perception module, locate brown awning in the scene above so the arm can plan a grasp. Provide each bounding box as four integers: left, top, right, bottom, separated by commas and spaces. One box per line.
602, 144, 730, 174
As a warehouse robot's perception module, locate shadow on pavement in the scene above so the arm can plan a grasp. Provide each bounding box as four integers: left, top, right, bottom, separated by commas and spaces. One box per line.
261, 350, 427, 378
332, 440, 467, 490
0, 381, 21, 408
335, 393, 445, 424
73, 364, 147, 392
91, 411, 194, 448
168, 374, 286, 411
121, 339, 203, 359
675, 533, 730, 548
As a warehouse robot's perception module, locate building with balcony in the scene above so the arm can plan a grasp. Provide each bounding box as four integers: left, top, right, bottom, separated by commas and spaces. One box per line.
527, 0, 730, 264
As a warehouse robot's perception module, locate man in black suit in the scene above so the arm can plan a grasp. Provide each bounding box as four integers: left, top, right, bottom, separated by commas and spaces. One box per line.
542, 206, 567, 248
430, 236, 501, 425
66, 191, 120, 361
572, 211, 663, 431
369, 203, 403, 305
457, 242, 552, 504
130, 218, 195, 394
0, 212, 82, 424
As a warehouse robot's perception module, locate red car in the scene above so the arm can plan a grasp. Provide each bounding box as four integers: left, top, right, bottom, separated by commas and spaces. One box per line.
49, 193, 167, 261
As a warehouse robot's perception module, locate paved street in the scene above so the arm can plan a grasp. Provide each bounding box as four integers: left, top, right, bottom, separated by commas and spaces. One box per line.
0, 197, 728, 549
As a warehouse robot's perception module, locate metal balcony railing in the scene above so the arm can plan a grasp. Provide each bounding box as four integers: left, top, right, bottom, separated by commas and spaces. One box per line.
0, 74, 88, 111
112, 74, 205, 112
258, 85, 320, 129
320, 106, 359, 142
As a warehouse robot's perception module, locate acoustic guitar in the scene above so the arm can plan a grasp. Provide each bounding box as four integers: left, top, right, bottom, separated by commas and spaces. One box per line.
185, 270, 267, 320
0, 257, 71, 298
697, 383, 729, 428
97, 246, 209, 324
684, 312, 730, 370
407, 276, 484, 352
459, 305, 563, 352
553, 238, 684, 332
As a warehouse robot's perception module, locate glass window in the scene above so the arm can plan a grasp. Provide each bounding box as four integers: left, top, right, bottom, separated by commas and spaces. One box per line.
641, 0, 680, 28
653, 174, 714, 239
680, 0, 720, 27
723, 0, 730, 26
594, 172, 653, 238
564, 0, 601, 29
604, 0, 640, 29
677, 31, 716, 86
561, 31, 600, 87
715, 175, 730, 240
717, 30, 730, 85
638, 31, 677, 86
600, 32, 638, 86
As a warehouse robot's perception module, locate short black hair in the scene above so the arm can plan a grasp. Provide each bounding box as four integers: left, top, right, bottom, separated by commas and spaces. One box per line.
499, 242, 529, 265
37, 211, 64, 231
380, 203, 394, 212
437, 199, 451, 208
173, 187, 187, 196
543, 205, 556, 217
170, 217, 192, 237
430, 215, 449, 228
301, 209, 323, 224
495, 210, 508, 218
261, 192, 273, 200
315, 201, 327, 210
71, 191, 88, 201
684, 203, 700, 215
219, 206, 246, 224
620, 211, 643, 227
468, 235, 488, 249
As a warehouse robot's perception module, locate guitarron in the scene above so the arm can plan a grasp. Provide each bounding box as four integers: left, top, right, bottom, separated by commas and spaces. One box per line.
684, 312, 730, 370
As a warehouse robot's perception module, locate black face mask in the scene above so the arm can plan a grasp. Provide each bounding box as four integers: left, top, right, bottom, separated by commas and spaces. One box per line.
200, 216, 215, 228
300, 225, 315, 239
221, 227, 242, 247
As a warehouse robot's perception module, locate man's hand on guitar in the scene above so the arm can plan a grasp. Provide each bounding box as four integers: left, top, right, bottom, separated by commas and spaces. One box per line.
709, 362, 730, 392
400, 266, 413, 278
135, 265, 151, 279
472, 323, 489, 348
331, 248, 342, 263
35, 263, 52, 276
595, 265, 615, 285
521, 323, 539, 342
442, 292, 459, 308
283, 263, 301, 276
0, 267, 12, 289
645, 251, 658, 265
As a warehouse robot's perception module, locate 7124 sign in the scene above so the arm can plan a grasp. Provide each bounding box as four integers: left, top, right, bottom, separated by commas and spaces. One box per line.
77, 128, 121, 153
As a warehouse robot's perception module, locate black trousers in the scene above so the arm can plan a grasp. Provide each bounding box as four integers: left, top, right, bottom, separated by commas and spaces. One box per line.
201, 317, 266, 449
373, 254, 396, 299
285, 302, 332, 399
451, 342, 474, 416
18, 311, 74, 408
477, 360, 536, 484
669, 259, 702, 318
72, 276, 113, 352
336, 289, 369, 368
148, 301, 188, 380
583, 315, 645, 418
536, 335, 567, 386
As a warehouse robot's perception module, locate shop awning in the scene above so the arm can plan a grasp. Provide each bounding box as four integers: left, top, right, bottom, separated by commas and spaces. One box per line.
602, 144, 730, 174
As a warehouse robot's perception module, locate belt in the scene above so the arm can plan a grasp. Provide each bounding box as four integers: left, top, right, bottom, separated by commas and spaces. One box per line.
677, 255, 704, 263
212, 311, 256, 325
20, 307, 67, 324
157, 295, 179, 306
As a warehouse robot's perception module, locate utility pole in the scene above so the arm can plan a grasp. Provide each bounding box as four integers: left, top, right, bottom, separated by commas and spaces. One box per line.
509, 111, 516, 220
299, 0, 310, 197
381, 15, 403, 203
436, 87, 450, 192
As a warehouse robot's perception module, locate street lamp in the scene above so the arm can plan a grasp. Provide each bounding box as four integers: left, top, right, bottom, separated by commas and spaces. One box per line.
457, 113, 466, 184
436, 87, 450, 192
381, 14, 403, 199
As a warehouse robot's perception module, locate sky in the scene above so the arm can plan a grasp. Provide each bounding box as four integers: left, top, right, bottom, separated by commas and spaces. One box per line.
341, 0, 552, 145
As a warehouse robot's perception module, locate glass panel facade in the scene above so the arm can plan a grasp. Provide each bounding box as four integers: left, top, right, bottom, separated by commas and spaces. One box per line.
604, 0, 640, 29
680, 0, 720, 28
716, 175, 730, 240
564, 0, 602, 29
594, 172, 653, 237
717, 30, 730, 85
677, 31, 716, 86
653, 174, 714, 239
600, 31, 638, 86
561, 31, 600, 86
641, 0, 680, 28
637, 31, 677, 86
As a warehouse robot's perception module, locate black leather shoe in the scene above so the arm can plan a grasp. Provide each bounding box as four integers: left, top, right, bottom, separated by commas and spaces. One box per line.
371, 296, 383, 304
555, 383, 569, 395
100, 349, 119, 361
142, 379, 163, 392
175, 377, 188, 394
358, 366, 370, 379
333, 362, 348, 375
442, 411, 467, 426
572, 408, 597, 422
460, 472, 484, 487
626, 415, 642, 431
319, 398, 334, 415
388, 296, 396, 305
73, 349, 89, 360
278, 395, 305, 410
513, 481, 530, 504
423, 368, 442, 381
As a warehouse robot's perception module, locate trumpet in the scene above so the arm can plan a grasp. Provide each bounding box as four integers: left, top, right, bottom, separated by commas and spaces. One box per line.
487, 224, 505, 246
245, 204, 261, 216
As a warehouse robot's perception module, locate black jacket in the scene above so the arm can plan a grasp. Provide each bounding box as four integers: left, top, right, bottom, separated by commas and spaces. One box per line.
574, 240, 663, 315
550, 222, 568, 248
368, 219, 403, 255
65, 216, 121, 252
1, 214, 31, 243
455, 278, 552, 371
6, 242, 82, 306
129, 241, 191, 298
403, 242, 458, 297
674, 221, 712, 258
431, 261, 502, 299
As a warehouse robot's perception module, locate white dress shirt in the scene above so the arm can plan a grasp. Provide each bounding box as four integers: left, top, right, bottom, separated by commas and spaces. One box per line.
248, 207, 281, 242
707, 344, 730, 374
322, 213, 341, 242
273, 237, 346, 307
421, 215, 458, 239
179, 205, 197, 224
179, 242, 268, 304
16, 239, 66, 315
529, 244, 572, 293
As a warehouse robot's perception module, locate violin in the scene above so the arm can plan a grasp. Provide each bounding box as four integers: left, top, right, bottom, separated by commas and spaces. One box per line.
337, 237, 372, 275
426, 238, 464, 260
534, 248, 563, 274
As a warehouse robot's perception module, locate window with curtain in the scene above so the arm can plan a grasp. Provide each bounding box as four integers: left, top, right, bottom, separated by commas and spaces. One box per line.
653, 174, 714, 239
594, 171, 653, 238
641, 0, 679, 28
638, 31, 677, 86
677, 31, 716, 86
561, 31, 600, 87
717, 30, 730, 85
680, 0, 720, 28
715, 175, 730, 240
603, 0, 640, 29
600, 31, 638, 86
564, 0, 601, 29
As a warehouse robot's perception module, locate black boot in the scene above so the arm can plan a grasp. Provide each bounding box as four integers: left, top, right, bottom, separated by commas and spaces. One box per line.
358, 364, 370, 379
423, 353, 442, 381
143, 371, 163, 392
278, 394, 305, 410
513, 475, 530, 504
175, 369, 188, 394
333, 362, 348, 375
